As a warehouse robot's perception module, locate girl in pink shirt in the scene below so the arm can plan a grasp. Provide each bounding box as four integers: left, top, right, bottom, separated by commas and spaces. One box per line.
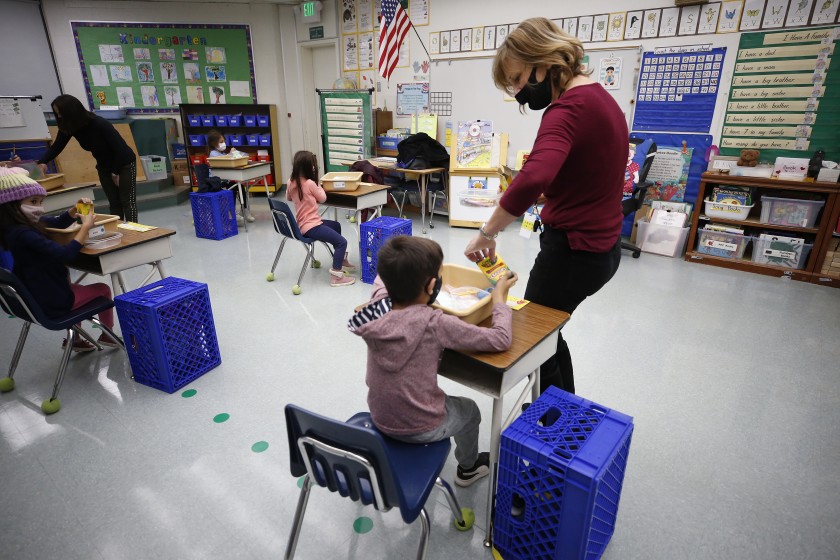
286, 151, 356, 287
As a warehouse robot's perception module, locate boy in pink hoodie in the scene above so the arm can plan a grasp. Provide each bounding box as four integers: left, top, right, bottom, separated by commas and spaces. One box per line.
348, 236, 517, 486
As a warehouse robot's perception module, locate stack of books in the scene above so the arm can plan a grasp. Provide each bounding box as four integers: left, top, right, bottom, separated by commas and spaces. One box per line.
754, 233, 807, 268
711, 185, 752, 205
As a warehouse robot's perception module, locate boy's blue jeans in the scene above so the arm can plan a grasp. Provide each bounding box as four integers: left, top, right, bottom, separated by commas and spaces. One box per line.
388, 395, 480, 469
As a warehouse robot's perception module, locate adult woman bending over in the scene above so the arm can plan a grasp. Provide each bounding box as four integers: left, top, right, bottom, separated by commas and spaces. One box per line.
464, 17, 626, 394
38, 95, 138, 222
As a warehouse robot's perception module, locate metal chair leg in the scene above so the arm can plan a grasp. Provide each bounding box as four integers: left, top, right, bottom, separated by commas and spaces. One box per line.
297, 245, 315, 286
49, 328, 76, 402
93, 320, 126, 352
6, 322, 31, 381
284, 474, 313, 560
435, 477, 465, 525
73, 325, 102, 351
390, 191, 407, 218
416, 508, 431, 560
271, 238, 289, 275
429, 192, 437, 229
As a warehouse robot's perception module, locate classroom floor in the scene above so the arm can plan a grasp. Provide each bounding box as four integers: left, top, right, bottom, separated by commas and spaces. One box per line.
1, 197, 838, 560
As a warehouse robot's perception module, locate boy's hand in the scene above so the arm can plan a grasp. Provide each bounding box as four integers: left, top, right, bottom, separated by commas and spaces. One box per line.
492, 271, 518, 304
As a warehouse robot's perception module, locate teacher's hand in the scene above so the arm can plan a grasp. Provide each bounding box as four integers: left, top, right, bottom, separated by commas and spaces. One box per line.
464, 235, 496, 264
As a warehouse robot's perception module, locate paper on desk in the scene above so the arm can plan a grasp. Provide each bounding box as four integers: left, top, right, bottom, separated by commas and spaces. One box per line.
118, 222, 157, 232
506, 296, 529, 310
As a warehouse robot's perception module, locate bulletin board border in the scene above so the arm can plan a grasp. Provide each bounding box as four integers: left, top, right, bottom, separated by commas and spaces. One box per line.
71, 21, 257, 115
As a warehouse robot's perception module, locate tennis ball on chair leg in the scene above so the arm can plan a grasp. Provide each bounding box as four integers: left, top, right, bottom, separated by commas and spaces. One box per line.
266, 272, 275, 282
41, 398, 61, 415
454, 507, 475, 531
313, 260, 321, 268
292, 285, 302, 295
0, 376, 15, 392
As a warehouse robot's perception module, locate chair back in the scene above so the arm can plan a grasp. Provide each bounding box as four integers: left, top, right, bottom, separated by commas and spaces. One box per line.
0, 268, 44, 326
268, 198, 307, 242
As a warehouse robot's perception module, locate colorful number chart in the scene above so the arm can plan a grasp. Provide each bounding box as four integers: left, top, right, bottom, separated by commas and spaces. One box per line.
632, 46, 726, 133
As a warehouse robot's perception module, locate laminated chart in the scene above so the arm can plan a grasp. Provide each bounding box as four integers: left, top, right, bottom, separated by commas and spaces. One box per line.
720, 26, 840, 163
318, 90, 373, 172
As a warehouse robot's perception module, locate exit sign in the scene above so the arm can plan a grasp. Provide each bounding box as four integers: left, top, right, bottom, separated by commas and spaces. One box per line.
302, 1, 321, 23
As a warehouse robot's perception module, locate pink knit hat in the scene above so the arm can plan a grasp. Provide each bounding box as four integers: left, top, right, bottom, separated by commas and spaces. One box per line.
0, 167, 47, 204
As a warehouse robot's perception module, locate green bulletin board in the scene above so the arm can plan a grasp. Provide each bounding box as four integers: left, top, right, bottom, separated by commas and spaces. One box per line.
318, 90, 373, 173
71, 22, 257, 114
720, 26, 840, 163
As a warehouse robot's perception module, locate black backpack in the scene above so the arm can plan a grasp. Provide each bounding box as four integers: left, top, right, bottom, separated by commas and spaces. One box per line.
396, 133, 449, 170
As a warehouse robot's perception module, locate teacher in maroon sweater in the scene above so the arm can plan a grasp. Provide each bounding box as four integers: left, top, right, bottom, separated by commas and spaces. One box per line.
465, 17, 627, 395
38, 95, 138, 223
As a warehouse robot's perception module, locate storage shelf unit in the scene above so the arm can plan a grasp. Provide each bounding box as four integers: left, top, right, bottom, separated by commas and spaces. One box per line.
178, 103, 282, 194
686, 173, 840, 287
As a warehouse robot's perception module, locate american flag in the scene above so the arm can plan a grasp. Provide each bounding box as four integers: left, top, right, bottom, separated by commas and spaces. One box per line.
378, 0, 412, 81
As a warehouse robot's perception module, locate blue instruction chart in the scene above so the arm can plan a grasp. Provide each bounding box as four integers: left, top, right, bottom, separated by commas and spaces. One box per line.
632, 47, 726, 133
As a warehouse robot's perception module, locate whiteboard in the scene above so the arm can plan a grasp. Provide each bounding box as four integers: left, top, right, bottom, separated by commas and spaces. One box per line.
428, 46, 641, 166
0, 96, 50, 141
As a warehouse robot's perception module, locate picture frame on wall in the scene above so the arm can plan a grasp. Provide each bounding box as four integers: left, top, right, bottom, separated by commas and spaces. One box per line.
592, 14, 610, 42
740, 0, 765, 31
440, 30, 450, 54
659, 7, 680, 37
472, 27, 483, 51
449, 30, 460, 53
495, 24, 509, 49
698, 3, 722, 34
642, 9, 662, 38
484, 26, 495, 51
811, 0, 840, 24
577, 15, 594, 42
624, 11, 643, 40
717, 0, 744, 33
678, 5, 701, 35
607, 13, 626, 41
785, 0, 814, 26
429, 32, 439, 55
564, 18, 578, 37
762, 0, 789, 29
461, 29, 472, 53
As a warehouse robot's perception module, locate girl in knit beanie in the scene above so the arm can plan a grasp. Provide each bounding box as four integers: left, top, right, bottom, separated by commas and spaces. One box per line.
0, 167, 119, 352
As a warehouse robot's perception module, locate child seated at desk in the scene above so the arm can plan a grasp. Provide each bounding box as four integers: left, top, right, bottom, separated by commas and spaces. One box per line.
207, 129, 254, 224
347, 235, 517, 486
0, 167, 118, 351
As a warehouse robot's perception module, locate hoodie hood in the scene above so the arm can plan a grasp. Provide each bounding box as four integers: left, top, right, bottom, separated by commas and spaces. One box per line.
348, 299, 436, 372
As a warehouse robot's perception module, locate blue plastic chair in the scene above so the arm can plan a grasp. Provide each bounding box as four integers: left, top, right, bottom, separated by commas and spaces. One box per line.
266, 198, 333, 294
0, 268, 124, 414
284, 404, 475, 560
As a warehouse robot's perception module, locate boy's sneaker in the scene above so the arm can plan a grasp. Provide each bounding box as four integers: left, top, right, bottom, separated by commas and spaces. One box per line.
97, 333, 121, 348
62, 338, 95, 353
456, 452, 490, 487
330, 269, 356, 287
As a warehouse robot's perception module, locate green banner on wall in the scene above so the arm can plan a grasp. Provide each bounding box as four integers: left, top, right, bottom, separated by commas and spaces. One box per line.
318, 90, 373, 173
71, 22, 257, 114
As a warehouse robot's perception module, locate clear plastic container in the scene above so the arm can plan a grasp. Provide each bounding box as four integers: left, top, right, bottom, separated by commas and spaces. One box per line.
140, 155, 167, 181
637, 220, 690, 257
458, 188, 500, 208
703, 198, 754, 221
695, 228, 750, 259
752, 236, 812, 269
759, 196, 825, 228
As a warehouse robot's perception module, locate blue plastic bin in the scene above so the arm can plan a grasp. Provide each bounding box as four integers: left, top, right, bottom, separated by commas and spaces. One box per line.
227, 134, 244, 147
190, 190, 238, 241
172, 143, 187, 159
244, 115, 257, 127
246, 134, 260, 146
259, 133, 271, 146
228, 115, 242, 126
201, 115, 215, 127
188, 134, 206, 147
188, 115, 202, 127
494, 387, 634, 560
257, 115, 269, 127
114, 277, 221, 394
359, 217, 412, 283
377, 136, 401, 150
215, 115, 229, 127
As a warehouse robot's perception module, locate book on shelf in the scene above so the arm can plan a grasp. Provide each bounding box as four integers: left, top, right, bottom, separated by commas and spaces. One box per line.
711, 186, 752, 205
703, 223, 745, 235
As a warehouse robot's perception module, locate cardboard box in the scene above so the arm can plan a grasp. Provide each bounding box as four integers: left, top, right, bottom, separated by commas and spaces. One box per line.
171, 159, 189, 173
172, 171, 191, 186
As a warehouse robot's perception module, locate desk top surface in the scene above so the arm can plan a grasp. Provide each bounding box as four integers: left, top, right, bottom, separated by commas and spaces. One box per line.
443, 302, 570, 372
46, 183, 97, 196
339, 160, 446, 175
80, 226, 176, 256
324, 182, 389, 199
210, 162, 271, 171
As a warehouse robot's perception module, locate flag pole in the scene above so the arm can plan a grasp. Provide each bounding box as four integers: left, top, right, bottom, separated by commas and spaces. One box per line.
411, 25, 431, 60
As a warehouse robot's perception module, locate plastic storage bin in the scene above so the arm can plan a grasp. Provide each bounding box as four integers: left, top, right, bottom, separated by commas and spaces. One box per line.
696, 228, 751, 259
140, 155, 168, 181
172, 143, 187, 159
259, 133, 271, 146
45, 214, 120, 245
703, 198, 754, 221
759, 196, 825, 228
228, 115, 242, 126
246, 134, 260, 146
187, 115, 202, 127
360, 217, 412, 283
188, 134, 206, 147
215, 115, 229, 127
752, 237, 813, 269
257, 115, 269, 127
226, 134, 244, 147
377, 136, 401, 150
637, 220, 690, 257
201, 115, 215, 126
495, 386, 633, 560
244, 115, 257, 126
190, 190, 238, 240
114, 277, 221, 394
431, 264, 493, 325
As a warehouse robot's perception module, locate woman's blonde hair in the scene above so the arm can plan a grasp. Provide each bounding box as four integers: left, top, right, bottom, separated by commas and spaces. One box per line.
492, 17, 588, 98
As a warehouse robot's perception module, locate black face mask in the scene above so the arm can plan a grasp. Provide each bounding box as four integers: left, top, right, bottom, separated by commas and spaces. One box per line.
514, 67, 553, 111
427, 275, 443, 305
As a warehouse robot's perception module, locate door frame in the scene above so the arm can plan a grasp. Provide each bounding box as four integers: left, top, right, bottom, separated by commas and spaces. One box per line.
297, 39, 340, 166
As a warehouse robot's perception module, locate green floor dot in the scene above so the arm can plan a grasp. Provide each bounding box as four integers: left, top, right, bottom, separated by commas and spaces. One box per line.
353, 517, 374, 534
251, 441, 269, 453
213, 413, 230, 423
297, 476, 306, 488
181, 389, 197, 398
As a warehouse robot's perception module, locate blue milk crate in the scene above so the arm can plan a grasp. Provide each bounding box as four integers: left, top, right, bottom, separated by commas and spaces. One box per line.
259, 133, 271, 146
359, 217, 412, 283
257, 115, 270, 127
215, 115, 229, 127
190, 190, 238, 241
244, 115, 257, 126
246, 133, 260, 146
228, 114, 242, 126
201, 115, 215, 126
114, 277, 221, 394
494, 387, 633, 560
188, 134, 206, 147
188, 115, 202, 127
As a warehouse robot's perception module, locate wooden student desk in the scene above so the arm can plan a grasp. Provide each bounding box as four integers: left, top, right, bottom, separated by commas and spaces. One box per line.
438, 302, 570, 548
210, 162, 273, 230
44, 183, 97, 213
70, 227, 176, 296
320, 183, 390, 240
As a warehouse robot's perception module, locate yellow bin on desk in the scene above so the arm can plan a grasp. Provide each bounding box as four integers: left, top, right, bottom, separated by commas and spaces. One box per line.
432, 264, 494, 325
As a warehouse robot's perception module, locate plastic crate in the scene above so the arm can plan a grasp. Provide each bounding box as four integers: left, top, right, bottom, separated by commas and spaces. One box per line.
190, 190, 238, 240
377, 136, 401, 150
759, 196, 825, 228
637, 220, 690, 258
244, 115, 257, 126
201, 115, 215, 126
259, 133, 271, 146
228, 115, 242, 126
752, 236, 812, 269
172, 143, 187, 159
188, 134, 206, 147
114, 277, 221, 394
226, 134, 244, 147
696, 228, 750, 259
257, 115, 270, 127
140, 155, 167, 181
359, 217, 412, 283
187, 115, 202, 127
215, 115, 229, 127
494, 387, 634, 560
245, 134, 259, 146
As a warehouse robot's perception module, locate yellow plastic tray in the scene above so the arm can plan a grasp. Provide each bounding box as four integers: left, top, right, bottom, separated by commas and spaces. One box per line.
321, 172, 363, 192
45, 214, 120, 244
432, 264, 494, 325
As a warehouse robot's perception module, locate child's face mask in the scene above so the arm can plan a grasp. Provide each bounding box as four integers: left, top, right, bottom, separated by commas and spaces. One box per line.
217, 142, 227, 151
20, 203, 45, 224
